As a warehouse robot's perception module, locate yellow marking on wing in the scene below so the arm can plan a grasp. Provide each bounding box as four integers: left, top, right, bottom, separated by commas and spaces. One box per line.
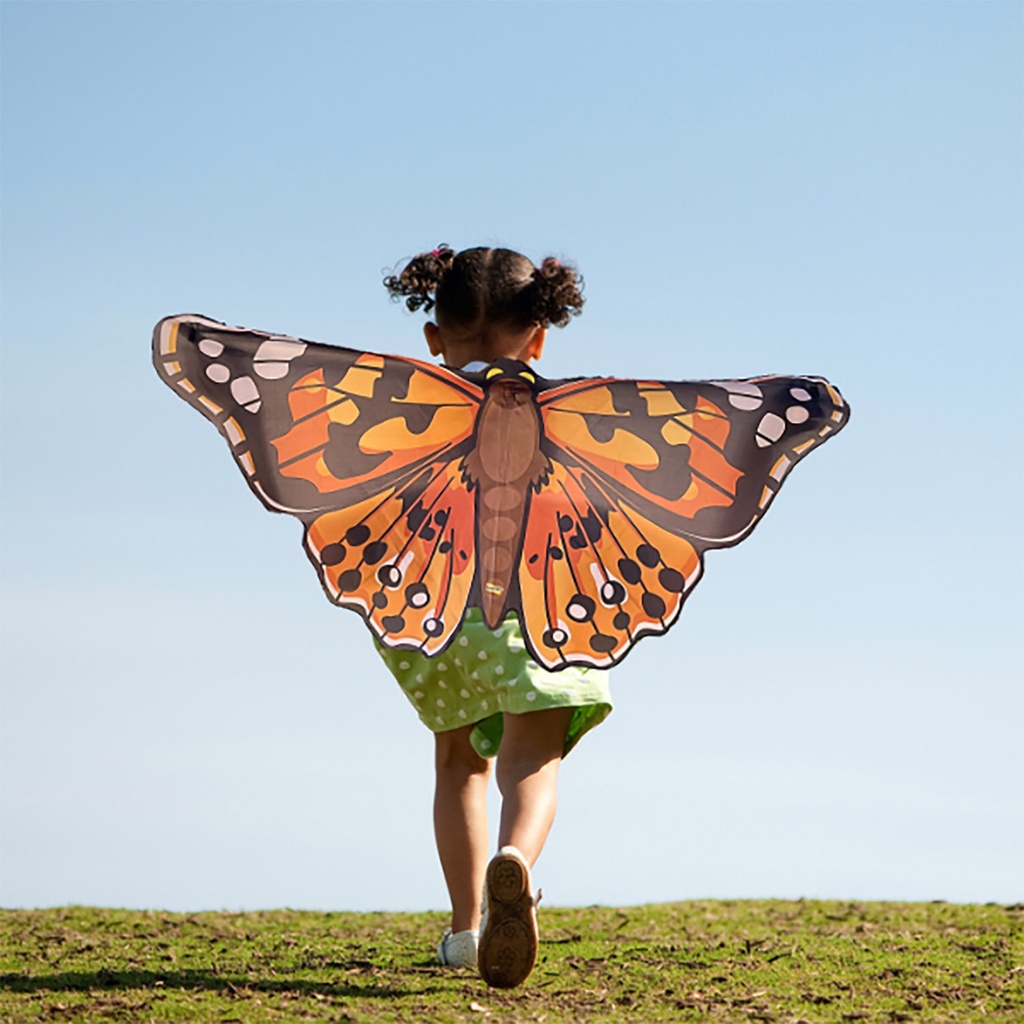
338, 365, 382, 398
239, 451, 255, 475
199, 396, 223, 416
640, 387, 686, 418
224, 418, 244, 445
546, 385, 626, 415
328, 398, 359, 425
177, 378, 196, 394
358, 406, 476, 454
759, 485, 773, 508
548, 410, 659, 469
162, 320, 179, 356
399, 369, 477, 406
792, 438, 816, 454
770, 454, 791, 481
661, 417, 694, 446
163, 360, 181, 375
357, 353, 385, 369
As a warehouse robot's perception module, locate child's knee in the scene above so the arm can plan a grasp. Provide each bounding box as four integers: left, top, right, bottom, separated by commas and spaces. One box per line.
435, 727, 491, 776
499, 708, 573, 761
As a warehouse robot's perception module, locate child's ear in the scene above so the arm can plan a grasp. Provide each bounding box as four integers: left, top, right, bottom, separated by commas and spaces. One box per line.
424, 321, 443, 357
524, 326, 546, 362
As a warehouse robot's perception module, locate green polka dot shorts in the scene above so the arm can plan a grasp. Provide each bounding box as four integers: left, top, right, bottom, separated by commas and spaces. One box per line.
374, 608, 612, 759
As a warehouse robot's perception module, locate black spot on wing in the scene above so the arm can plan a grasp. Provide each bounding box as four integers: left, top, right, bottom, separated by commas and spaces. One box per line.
319, 543, 346, 565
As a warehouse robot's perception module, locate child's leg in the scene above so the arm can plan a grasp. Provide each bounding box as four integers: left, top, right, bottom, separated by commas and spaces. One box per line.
495, 707, 574, 866
434, 724, 493, 932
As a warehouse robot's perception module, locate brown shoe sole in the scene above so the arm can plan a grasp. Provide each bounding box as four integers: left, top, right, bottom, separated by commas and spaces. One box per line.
477, 850, 538, 989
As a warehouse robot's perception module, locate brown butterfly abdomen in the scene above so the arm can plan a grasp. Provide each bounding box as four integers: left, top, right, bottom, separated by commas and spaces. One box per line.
465, 379, 549, 629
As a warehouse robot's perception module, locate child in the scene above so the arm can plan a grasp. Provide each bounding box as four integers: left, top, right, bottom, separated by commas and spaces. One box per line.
379, 245, 612, 988
153, 245, 846, 990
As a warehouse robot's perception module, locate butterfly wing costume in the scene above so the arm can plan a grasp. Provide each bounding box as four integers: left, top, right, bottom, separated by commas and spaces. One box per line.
154, 314, 848, 670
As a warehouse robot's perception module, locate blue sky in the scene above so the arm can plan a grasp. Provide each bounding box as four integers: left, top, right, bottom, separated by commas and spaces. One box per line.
2, 1, 1021, 912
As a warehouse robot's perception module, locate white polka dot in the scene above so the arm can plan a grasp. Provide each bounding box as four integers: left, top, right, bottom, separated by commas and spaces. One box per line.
414, 691, 424, 700
416, 674, 424, 684
506, 677, 516, 686
454, 658, 462, 667
436, 715, 444, 724
481, 700, 489, 710
526, 692, 537, 702
437, 679, 447, 689
438, 663, 447, 672
786, 405, 810, 424
471, 672, 480, 681
494, 665, 505, 676
459, 637, 469, 647
458, 709, 467, 719
460, 689, 470, 698
493, 630, 503, 638
198, 338, 224, 357
436, 699, 445, 708
205, 363, 230, 383
790, 386, 812, 402
399, 661, 410, 671
478, 651, 488, 661
480, 739, 491, 749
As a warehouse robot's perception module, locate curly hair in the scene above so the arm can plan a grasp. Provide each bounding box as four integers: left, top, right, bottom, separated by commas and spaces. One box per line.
383, 245, 584, 332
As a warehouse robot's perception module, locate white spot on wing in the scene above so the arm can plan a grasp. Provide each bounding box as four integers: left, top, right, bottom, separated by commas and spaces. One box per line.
253, 362, 290, 380
253, 339, 306, 378
756, 411, 786, 445
198, 338, 225, 358
231, 376, 261, 411
720, 381, 763, 411
206, 363, 230, 383
255, 338, 307, 361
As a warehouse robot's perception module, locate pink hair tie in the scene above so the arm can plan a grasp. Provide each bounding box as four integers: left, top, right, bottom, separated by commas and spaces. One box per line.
431, 248, 442, 256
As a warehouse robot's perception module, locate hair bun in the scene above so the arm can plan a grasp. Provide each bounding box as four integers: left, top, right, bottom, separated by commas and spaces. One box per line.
531, 256, 585, 328
383, 244, 456, 313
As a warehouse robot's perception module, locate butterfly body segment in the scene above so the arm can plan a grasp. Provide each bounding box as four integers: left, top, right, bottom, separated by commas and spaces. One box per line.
154, 314, 849, 672
463, 361, 552, 629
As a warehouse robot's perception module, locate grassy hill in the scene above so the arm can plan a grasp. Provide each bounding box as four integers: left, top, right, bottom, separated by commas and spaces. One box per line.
2, 900, 1020, 1022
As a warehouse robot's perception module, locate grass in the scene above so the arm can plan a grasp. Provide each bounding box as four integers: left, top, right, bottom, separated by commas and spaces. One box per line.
1, 901, 1021, 1023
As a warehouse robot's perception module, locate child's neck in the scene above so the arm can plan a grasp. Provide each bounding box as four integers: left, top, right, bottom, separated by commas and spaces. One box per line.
426, 322, 546, 369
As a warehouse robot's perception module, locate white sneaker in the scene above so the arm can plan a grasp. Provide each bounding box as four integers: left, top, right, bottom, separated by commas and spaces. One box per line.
477, 845, 539, 988
436, 927, 479, 968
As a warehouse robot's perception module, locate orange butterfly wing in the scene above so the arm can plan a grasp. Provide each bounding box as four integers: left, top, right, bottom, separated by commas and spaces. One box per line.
153, 314, 482, 654
516, 375, 848, 669
156, 316, 848, 669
